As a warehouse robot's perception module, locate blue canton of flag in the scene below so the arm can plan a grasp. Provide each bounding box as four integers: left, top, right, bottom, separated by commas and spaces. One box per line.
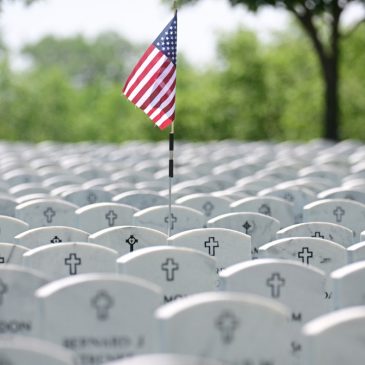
154, 15, 177, 65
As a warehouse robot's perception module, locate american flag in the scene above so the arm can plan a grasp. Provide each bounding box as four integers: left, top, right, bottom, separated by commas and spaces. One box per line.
122, 14, 177, 130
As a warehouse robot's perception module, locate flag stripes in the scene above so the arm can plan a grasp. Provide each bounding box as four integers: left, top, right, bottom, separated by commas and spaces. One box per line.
122, 14, 177, 130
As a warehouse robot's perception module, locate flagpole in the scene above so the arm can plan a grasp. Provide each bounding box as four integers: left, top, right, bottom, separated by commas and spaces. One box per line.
168, 0, 177, 237
168, 121, 174, 237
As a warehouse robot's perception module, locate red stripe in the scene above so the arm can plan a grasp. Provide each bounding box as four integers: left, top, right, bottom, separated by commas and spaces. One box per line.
140, 68, 176, 111
158, 113, 175, 130
122, 45, 156, 94
124, 51, 164, 99
130, 58, 171, 105
151, 97, 175, 124
147, 79, 176, 116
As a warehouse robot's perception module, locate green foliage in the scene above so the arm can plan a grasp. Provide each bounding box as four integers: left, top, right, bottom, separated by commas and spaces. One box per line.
22, 33, 140, 87
0, 21, 365, 142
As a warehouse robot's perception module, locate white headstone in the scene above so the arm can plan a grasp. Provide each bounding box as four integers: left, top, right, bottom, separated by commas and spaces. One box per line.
15, 199, 78, 228
230, 196, 295, 228
0, 337, 77, 365
23, 242, 118, 279
175, 194, 230, 219
15, 226, 89, 249
156, 292, 291, 365
258, 237, 347, 274
9, 183, 49, 198
303, 198, 365, 242
167, 228, 251, 272
303, 307, 365, 365
61, 188, 114, 206
220, 257, 330, 363
112, 190, 168, 210
220, 259, 329, 323
75, 203, 138, 234
3, 169, 40, 186
134, 205, 206, 235
258, 186, 316, 223
276, 222, 354, 247
0, 265, 49, 337
318, 187, 365, 204
117, 246, 217, 303
0, 243, 28, 265
331, 261, 365, 309
347, 241, 365, 262
36, 273, 162, 364
0, 216, 29, 243
0, 196, 17, 217
208, 212, 280, 258
89, 226, 168, 255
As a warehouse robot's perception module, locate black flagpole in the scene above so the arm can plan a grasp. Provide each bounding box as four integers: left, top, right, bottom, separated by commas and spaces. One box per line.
168, 1, 177, 237
168, 121, 174, 237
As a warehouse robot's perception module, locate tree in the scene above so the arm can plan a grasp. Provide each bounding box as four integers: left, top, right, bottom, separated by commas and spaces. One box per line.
22, 33, 141, 87
177, 0, 365, 141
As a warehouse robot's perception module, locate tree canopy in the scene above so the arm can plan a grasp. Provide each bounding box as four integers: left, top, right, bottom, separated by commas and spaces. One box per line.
176, 0, 365, 140
1, 21, 365, 142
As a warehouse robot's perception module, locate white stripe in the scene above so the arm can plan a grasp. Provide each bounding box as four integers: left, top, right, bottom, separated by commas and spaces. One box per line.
137, 64, 174, 108
127, 54, 167, 102
123, 48, 160, 95
155, 104, 175, 127
143, 69, 176, 112
149, 85, 176, 120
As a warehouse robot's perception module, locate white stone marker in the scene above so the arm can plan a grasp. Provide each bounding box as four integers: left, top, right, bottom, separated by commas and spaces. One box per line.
331, 261, 365, 309
117, 246, 217, 303
0, 243, 28, 265
75, 203, 138, 234
89, 226, 168, 256
0, 196, 17, 217
42, 175, 83, 189
303, 198, 365, 242
104, 354, 224, 365
303, 307, 365, 365
3, 169, 40, 186
0, 337, 77, 365
15, 226, 89, 249
361, 230, 365, 241
175, 194, 231, 219
9, 183, 50, 198
23, 242, 118, 280
134, 205, 206, 235
220, 259, 330, 363
258, 237, 347, 274
61, 188, 114, 206
15, 198, 78, 228
35, 273, 162, 364
0, 265, 49, 336
156, 292, 291, 365
259, 186, 316, 224
89, 226, 167, 256
0, 216, 29, 243
167, 228, 251, 272
220, 259, 329, 324
112, 190, 168, 210
230, 196, 295, 228
277, 222, 354, 247
318, 187, 365, 204
208, 212, 280, 258
347, 241, 365, 262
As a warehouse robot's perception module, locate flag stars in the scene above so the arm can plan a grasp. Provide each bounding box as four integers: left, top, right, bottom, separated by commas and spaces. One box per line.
153, 15, 177, 64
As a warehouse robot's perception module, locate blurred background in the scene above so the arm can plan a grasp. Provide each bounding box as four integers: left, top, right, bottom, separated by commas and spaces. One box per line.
0, 0, 364, 142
